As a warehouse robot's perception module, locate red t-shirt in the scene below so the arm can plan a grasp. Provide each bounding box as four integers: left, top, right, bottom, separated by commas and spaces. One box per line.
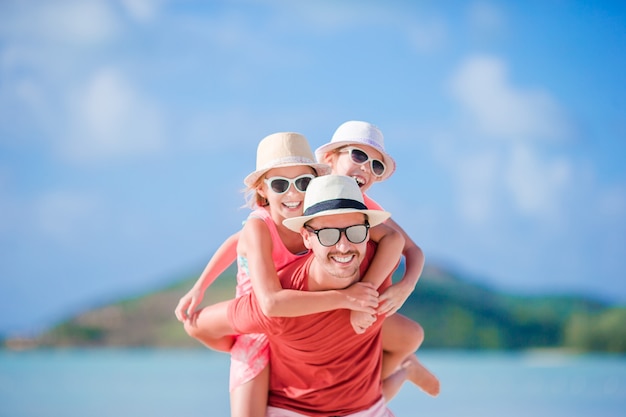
227, 241, 391, 416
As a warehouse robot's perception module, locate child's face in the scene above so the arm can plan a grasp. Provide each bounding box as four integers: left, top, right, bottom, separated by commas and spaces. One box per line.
259, 165, 316, 220
328, 144, 385, 193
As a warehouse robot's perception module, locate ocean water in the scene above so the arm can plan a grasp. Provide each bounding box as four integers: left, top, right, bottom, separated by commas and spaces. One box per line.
0, 349, 624, 417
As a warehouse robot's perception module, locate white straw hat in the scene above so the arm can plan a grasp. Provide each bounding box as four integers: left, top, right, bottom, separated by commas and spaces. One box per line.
244, 132, 331, 187
314, 121, 396, 181
283, 175, 391, 232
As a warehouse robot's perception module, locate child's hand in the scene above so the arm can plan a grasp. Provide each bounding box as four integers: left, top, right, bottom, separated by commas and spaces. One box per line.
350, 310, 377, 334
341, 282, 379, 315
377, 281, 413, 316
174, 288, 205, 322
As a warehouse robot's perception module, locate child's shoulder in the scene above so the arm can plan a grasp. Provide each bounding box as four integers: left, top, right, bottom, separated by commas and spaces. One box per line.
362, 193, 384, 210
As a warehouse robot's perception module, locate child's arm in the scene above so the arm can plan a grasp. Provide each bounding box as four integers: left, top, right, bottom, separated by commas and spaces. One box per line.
349, 222, 405, 333
174, 231, 239, 322
360, 222, 405, 289
376, 217, 425, 316
241, 218, 379, 317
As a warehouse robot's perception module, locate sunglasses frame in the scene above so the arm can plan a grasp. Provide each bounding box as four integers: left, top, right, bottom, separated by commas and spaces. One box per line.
304, 222, 370, 247
340, 146, 386, 178
264, 174, 315, 194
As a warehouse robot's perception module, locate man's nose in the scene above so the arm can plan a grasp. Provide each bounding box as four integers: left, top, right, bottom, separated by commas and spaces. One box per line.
334, 232, 351, 251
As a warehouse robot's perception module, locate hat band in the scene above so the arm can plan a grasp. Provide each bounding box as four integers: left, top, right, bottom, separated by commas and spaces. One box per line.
259, 155, 316, 170
342, 137, 384, 152
304, 198, 367, 216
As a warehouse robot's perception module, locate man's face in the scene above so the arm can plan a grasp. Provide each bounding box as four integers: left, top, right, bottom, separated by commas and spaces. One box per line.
301, 212, 369, 285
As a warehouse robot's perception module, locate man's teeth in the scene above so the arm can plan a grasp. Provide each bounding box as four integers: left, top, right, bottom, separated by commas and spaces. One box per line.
332, 254, 353, 263
284, 202, 300, 208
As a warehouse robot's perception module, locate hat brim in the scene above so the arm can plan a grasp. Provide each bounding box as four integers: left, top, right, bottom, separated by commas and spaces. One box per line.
244, 163, 332, 187
283, 207, 391, 233
314, 141, 396, 181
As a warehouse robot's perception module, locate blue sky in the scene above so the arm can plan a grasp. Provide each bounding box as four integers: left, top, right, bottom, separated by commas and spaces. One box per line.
1, 0, 625, 336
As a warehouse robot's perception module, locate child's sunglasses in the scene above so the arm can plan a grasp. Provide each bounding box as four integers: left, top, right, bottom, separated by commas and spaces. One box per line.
339, 147, 386, 177
264, 174, 315, 194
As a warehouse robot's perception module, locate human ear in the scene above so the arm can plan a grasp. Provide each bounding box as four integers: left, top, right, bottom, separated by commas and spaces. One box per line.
301, 228, 313, 249
257, 185, 267, 200
320, 152, 336, 167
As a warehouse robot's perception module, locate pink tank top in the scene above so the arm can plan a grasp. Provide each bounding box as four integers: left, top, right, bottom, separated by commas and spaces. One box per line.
362, 193, 384, 211
235, 208, 308, 297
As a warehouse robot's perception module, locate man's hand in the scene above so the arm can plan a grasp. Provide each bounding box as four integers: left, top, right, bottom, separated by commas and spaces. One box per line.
377, 281, 413, 316
341, 282, 379, 314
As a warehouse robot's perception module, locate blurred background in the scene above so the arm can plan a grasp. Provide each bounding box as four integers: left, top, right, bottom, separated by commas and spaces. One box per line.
1, 0, 625, 342
2, 2, 626, 417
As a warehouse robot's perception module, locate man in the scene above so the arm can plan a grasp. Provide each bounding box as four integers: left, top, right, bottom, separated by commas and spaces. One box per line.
193, 175, 397, 416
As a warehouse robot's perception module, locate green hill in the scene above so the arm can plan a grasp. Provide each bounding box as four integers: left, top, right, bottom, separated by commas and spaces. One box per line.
14, 263, 626, 353
400, 265, 623, 351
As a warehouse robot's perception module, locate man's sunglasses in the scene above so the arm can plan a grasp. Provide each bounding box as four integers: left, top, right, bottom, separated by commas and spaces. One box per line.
264, 174, 315, 194
340, 147, 386, 177
305, 222, 370, 247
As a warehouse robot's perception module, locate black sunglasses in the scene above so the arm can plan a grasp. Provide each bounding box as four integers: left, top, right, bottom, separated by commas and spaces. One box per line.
305, 222, 370, 247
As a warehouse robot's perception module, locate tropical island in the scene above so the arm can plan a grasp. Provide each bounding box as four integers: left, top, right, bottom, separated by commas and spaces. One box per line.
4, 263, 625, 353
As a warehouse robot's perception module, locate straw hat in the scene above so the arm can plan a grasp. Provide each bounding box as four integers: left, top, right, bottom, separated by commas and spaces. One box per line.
244, 132, 331, 187
283, 175, 390, 232
314, 120, 396, 181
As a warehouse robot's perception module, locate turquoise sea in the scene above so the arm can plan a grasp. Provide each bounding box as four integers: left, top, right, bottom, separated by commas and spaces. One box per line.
1, 349, 625, 417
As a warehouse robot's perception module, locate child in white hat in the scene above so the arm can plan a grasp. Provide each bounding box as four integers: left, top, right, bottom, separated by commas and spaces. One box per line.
176, 132, 407, 416
316, 120, 440, 398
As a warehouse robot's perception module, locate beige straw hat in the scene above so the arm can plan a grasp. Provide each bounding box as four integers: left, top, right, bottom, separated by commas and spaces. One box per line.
283, 175, 390, 232
314, 120, 396, 181
244, 132, 331, 187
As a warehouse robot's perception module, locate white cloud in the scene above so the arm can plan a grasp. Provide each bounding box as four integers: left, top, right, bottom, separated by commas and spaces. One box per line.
438, 140, 573, 225
468, 1, 505, 33
120, 0, 163, 22
598, 185, 626, 219
454, 150, 499, 225
443, 55, 580, 221
64, 67, 165, 161
0, 0, 120, 45
407, 17, 448, 53
449, 55, 571, 141
35, 190, 102, 243
504, 144, 571, 217
267, 1, 390, 32
0, 71, 49, 142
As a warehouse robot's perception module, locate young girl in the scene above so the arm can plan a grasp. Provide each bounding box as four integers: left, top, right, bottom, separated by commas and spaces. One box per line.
177, 132, 407, 417
315, 120, 440, 397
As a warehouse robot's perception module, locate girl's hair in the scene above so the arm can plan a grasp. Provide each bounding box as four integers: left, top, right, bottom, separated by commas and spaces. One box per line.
242, 176, 268, 209
242, 166, 319, 209
320, 147, 342, 165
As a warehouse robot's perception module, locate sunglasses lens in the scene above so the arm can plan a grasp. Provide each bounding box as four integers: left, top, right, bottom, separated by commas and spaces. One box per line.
346, 225, 368, 243
294, 176, 313, 192
371, 160, 385, 176
350, 148, 369, 164
270, 179, 289, 194
317, 228, 341, 246
347, 148, 385, 177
